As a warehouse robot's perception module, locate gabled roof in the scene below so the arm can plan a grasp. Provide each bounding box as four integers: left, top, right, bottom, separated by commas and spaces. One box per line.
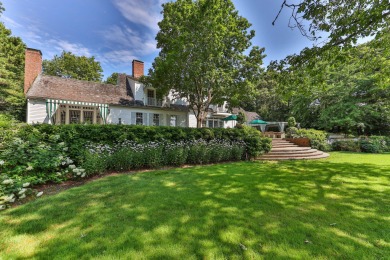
26, 74, 133, 104
232, 108, 260, 122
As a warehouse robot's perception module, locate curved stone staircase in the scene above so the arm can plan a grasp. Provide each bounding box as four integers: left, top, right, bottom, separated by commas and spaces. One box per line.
258, 139, 329, 160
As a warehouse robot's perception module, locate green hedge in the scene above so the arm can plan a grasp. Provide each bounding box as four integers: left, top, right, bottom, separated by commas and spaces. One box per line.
332, 136, 390, 153
5, 124, 270, 160
0, 124, 271, 208
288, 128, 330, 151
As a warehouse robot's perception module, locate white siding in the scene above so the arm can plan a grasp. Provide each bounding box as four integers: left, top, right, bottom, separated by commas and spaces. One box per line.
27, 99, 49, 124
188, 112, 198, 128
128, 78, 145, 102
108, 106, 188, 127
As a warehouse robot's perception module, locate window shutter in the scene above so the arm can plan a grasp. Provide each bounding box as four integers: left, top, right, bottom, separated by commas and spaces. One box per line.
143, 113, 147, 125
159, 114, 164, 126
166, 114, 171, 126
131, 112, 136, 125
149, 113, 154, 126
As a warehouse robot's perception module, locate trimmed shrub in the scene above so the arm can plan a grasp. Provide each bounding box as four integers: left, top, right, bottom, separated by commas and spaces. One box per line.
332, 140, 361, 152
291, 128, 330, 151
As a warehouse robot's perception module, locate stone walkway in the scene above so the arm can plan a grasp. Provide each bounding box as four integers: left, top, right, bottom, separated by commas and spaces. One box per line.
258, 139, 329, 160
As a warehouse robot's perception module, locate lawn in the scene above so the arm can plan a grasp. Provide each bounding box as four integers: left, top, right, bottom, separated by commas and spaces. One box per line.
1, 152, 389, 259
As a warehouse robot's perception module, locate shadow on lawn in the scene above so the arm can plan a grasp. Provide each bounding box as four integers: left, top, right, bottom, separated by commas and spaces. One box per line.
1, 160, 389, 259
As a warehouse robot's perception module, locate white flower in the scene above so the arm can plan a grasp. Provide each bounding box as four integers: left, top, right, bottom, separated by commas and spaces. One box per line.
26, 165, 34, 171
58, 155, 64, 160
63, 147, 68, 151
22, 183, 30, 187
5, 194, 15, 202
81, 173, 86, 178
56, 172, 62, 176
0, 205, 5, 210
2, 179, 13, 185
19, 194, 26, 199
58, 142, 65, 147
36, 191, 43, 197
0, 160, 4, 165
18, 189, 26, 195
69, 164, 76, 169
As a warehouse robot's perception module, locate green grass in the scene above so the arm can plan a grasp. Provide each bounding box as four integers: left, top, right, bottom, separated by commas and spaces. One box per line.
1, 152, 389, 259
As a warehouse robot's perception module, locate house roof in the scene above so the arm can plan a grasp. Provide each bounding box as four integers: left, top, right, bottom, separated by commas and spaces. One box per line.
232, 108, 260, 122
26, 74, 189, 112
26, 74, 133, 104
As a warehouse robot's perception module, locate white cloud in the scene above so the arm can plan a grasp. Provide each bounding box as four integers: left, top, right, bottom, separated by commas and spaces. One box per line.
1, 15, 22, 28
112, 0, 167, 32
102, 25, 157, 55
50, 39, 92, 57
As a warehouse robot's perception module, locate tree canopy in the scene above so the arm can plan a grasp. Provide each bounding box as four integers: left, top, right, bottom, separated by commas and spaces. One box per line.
104, 72, 118, 85
144, 0, 265, 127
0, 3, 26, 120
246, 31, 390, 135
42, 51, 103, 82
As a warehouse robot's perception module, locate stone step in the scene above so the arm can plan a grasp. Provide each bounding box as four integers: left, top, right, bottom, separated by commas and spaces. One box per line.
268, 149, 318, 155
272, 144, 299, 147
271, 147, 312, 152
258, 152, 330, 160
261, 150, 324, 158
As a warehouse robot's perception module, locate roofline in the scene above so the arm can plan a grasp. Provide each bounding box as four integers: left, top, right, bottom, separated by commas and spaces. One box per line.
26, 48, 42, 55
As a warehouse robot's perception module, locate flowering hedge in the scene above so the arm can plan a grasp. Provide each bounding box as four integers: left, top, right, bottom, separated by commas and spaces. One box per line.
0, 124, 271, 209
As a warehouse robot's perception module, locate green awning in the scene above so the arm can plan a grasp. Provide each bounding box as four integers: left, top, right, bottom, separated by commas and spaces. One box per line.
249, 119, 268, 124
222, 114, 238, 121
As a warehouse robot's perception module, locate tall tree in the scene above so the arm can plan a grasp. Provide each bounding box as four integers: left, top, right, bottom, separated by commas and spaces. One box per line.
0, 2, 26, 120
145, 0, 265, 127
273, 0, 390, 66
42, 51, 103, 82
104, 72, 118, 85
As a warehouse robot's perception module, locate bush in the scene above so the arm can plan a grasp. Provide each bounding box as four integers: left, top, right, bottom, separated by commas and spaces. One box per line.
289, 128, 330, 151
332, 140, 361, 152
0, 124, 270, 207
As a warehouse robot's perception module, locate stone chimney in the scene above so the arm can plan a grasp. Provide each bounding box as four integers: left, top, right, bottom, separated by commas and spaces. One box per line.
132, 60, 144, 78
24, 48, 42, 94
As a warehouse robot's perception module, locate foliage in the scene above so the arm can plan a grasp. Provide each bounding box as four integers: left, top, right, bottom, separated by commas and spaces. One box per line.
104, 72, 118, 85
145, 0, 265, 127
332, 140, 361, 152
268, 30, 390, 135
42, 51, 103, 82
236, 111, 247, 125
0, 19, 26, 120
273, 0, 390, 63
83, 139, 246, 174
332, 136, 390, 153
0, 124, 270, 206
290, 128, 330, 151
1, 153, 389, 258
287, 116, 296, 128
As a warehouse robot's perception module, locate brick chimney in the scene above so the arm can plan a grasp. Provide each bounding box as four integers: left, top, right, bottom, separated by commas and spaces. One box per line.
24, 48, 42, 94
132, 60, 144, 78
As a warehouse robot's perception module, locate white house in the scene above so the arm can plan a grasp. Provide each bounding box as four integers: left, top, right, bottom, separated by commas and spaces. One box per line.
24, 48, 236, 128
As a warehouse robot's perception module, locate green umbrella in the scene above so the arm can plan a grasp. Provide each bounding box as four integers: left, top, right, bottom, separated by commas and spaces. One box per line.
249, 119, 268, 124
222, 114, 238, 121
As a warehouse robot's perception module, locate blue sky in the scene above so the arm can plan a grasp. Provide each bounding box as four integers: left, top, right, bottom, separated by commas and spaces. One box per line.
1, 0, 316, 79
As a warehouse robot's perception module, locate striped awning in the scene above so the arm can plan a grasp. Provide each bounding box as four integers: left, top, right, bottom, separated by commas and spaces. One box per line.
46, 99, 109, 124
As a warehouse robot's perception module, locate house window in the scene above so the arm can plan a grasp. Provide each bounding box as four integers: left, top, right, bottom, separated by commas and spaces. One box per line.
136, 112, 143, 125
170, 115, 177, 126
56, 105, 101, 125
206, 118, 223, 128
69, 110, 81, 124
83, 111, 93, 124
147, 89, 155, 106
153, 114, 160, 126
60, 110, 66, 124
